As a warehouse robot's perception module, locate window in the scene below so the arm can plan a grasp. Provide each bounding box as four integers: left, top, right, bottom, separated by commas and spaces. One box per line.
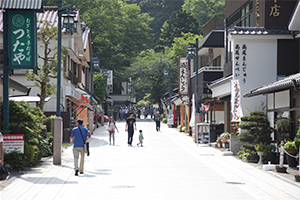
226, 0, 253, 29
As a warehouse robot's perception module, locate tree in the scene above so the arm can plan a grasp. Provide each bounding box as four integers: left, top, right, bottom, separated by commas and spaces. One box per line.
157, 10, 199, 50
93, 72, 107, 101
182, 0, 225, 34
238, 111, 273, 144
126, 50, 169, 105
26, 20, 64, 112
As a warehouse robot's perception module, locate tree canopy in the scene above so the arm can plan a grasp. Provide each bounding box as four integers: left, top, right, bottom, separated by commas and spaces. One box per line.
182, 0, 225, 34
157, 10, 199, 50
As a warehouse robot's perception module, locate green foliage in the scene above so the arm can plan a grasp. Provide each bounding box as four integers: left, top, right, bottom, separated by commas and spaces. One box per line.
156, 10, 199, 50
43, 115, 55, 133
182, 0, 225, 34
265, 144, 276, 152
238, 111, 272, 144
237, 144, 257, 162
24, 143, 40, 167
93, 72, 107, 101
255, 142, 265, 152
284, 141, 297, 153
220, 132, 230, 139
80, 1, 153, 83
275, 118, 292, 133
162, 118, 167, 124
27, 20, 62, 112
4, 150, 26, 171
136, 99, 151, 108
127, 50, 169, 104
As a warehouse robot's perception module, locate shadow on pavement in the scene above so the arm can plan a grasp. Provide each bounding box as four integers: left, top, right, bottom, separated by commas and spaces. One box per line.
21, 177, 78, 184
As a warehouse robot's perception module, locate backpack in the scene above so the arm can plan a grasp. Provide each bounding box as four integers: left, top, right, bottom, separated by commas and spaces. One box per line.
155, 115, 161, 122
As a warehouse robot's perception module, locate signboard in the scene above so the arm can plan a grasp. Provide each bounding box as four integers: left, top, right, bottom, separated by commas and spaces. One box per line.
7, 10, 37, 69
107, 70, 113, 85
179, 57, 189, 95
167, 114, 174, 125
3, 134, 24, 153
231, 80, 243, 122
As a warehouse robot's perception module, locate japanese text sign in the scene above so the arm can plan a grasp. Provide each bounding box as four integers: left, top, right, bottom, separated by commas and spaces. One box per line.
8, 10, 37, 68
179, 57, 189, 96
3, 134, 24, 154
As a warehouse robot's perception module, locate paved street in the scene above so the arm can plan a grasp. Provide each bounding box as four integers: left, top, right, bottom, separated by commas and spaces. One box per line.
1, 119, 300, 200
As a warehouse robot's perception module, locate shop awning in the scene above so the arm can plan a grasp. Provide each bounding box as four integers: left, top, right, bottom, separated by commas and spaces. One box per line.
0, 0, 43, 10
9, 96, 51, 102
198, 30, 224, 50
66, 95, 93, 110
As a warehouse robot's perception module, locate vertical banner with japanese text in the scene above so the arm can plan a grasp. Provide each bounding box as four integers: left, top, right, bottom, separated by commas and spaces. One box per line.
179, 57, 189, 96
107, 70, 113, 93
231, 80, 243, 122
8, 11, 37, 68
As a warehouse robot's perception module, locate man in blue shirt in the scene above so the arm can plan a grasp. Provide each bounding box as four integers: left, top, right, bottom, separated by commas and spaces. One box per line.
70, 119, 89, 176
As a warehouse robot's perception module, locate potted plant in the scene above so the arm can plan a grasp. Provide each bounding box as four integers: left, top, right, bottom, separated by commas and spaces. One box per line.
255, 143, 265, 164
222, 138, 230, 148
275, 117, 291, 144
284, 141, 298, 168
265, 144, 278, 164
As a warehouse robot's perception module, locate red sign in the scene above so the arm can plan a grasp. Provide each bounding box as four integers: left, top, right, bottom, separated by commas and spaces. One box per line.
3, 134, 24, 154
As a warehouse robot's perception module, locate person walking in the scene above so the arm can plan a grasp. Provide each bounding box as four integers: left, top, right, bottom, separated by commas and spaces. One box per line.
125, 112, 137, 146
154, 111, 162, 131
108, 117, 119, 145
137, 130, 144, 147
70, 119, 89, 176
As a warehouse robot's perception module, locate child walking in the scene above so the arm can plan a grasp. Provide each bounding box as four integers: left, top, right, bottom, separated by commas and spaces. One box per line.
137, 130, 144, 147
108, 117, 119, 145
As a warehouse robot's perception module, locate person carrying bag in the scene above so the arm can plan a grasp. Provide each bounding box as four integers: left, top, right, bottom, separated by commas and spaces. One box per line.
70, 119, 89, 176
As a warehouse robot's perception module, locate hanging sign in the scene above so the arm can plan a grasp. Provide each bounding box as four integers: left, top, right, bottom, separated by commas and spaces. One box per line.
179, 57, 189, 96
7, 10, 37, 69
231, 80, 243, 122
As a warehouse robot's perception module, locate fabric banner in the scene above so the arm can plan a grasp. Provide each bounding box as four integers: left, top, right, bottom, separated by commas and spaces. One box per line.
231, 80, 243, 122
179, 57, 189, 95
189, 94, 195, 127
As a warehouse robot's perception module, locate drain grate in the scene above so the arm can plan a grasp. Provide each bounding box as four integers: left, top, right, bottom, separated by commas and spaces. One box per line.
225, 182, 245, 185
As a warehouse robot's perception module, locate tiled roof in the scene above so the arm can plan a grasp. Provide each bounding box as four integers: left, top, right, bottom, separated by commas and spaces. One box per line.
244, 73, 300, 97
229, 27, 292, 35
0, 6, 80, 32
0, 0, 42, 10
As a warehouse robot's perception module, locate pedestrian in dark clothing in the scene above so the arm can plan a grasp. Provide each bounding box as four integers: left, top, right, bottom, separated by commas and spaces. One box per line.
125, 112, 137, 146
154, 111, 161, 132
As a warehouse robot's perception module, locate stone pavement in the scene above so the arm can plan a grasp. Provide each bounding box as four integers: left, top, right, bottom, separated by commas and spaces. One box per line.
1, 119, 300, 200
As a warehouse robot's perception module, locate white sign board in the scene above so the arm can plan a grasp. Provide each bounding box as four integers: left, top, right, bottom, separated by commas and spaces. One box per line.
107, 70, 113, 85
179, 57, 189, 95
167, 114, 174, 125
231, 80, 243, 122
3, 134, 24, 154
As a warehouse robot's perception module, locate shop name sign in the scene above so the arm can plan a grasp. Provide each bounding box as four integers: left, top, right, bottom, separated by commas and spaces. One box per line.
179, 57, 189, 95
6, 10, 37, 70
3, 134, 24, 154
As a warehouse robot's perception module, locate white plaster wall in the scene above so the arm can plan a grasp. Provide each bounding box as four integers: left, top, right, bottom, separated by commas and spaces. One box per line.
231, 37, 277, 116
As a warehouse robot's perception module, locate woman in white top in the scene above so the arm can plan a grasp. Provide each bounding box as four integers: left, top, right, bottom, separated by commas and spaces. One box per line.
108, 117, 119, 145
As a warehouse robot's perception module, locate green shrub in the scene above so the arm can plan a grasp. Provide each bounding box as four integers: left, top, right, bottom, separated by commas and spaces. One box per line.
43, 115, 55, 133
162, 118, 167, 124
4, 151, 26, 171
